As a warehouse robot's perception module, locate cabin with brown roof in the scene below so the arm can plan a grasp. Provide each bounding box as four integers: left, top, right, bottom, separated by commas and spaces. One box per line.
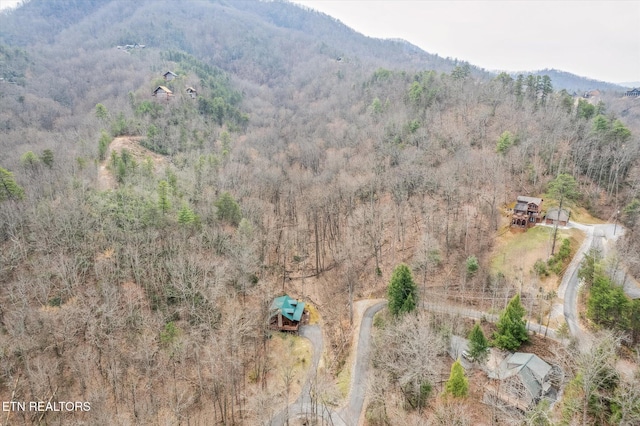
153, 86, 173, 101
186, 87, 197, 99
511, 196, 543, 229
583, 89, 600, 99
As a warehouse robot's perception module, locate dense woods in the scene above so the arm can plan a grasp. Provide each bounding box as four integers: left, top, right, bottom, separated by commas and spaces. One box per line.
1, 1, 639, 424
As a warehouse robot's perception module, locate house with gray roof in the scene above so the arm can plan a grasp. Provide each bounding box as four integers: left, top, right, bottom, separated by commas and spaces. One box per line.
545, 207, 570, 226
487, 352, 562, 411
163, 71, 178, 81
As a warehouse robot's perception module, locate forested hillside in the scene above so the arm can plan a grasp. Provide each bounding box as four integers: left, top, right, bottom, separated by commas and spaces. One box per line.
1, 1, 639, 424
530, 68, 628, 93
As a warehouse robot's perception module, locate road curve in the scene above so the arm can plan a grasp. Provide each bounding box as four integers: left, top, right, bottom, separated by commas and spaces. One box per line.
559, 222, 634, 351
271, 301, 387, 426
269, 222, 637, 424
270, 324, 323, 425
558, 222, 595, 349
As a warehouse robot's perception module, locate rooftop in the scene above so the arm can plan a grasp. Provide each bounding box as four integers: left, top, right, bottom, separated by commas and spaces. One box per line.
546, 207, 570, 222
270, 295, 306, 322
153, 85, 172, 94
516, 196, 543, 206
490, 352, 552, 398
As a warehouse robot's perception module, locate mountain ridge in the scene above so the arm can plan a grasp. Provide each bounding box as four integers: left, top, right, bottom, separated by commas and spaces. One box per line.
1, 1, 639, 425
0, 0, 628, 92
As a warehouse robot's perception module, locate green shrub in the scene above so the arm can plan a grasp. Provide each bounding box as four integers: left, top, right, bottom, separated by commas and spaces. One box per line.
534, 259, 549, 277
160, 321, 180, 345
465, 255, 479, 276
215, 192, 242, 226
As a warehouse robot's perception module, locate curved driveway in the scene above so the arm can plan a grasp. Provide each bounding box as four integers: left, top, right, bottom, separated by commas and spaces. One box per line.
559, 222, 634, 350
271, 324, 323, 425
338, 301, 387, 426
558, 222, 596, 349
271, 301, 386, 426
268, 221, 638, 424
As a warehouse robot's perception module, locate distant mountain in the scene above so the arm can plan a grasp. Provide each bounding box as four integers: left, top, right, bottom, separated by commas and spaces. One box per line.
0, 0, 498, 91
621, 81, 640, 89
525, 69, 628, 93
2, 2, 640, 425
0, 0, 475, 80
2, 0, 620, 94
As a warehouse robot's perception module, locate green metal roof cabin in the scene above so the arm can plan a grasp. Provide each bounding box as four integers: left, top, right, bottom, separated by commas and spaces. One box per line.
269, 295, 307, 331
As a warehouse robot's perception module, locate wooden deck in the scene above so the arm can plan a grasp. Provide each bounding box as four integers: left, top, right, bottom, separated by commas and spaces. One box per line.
268, 310, 309, 333
484, 384, 530, 412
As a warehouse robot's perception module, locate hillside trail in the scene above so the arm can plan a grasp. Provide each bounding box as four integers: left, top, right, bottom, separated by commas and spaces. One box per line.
96, 136, 166, 190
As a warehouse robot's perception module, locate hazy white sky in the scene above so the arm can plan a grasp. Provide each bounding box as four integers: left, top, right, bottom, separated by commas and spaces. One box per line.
1, 0, 638, 83
293, 0, 640, 84
0, 0, 19, 11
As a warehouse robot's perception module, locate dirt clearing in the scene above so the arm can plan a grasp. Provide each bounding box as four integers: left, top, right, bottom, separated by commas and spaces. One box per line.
97, 136, 167, 190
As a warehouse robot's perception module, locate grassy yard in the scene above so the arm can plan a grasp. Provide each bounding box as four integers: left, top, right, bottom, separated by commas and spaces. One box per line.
567, 206, 606, 224
306, 302, 320, 325
540, 195, 605, 225
266, 332, 312, 402
490, 225, 585, 293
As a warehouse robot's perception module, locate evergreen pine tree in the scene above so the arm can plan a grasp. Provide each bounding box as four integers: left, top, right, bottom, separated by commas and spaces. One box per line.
215, 191, 242, 226
157, 180, 171, 214
0, 167, 25, 202
400, 292, 416, 315
587, 274, 630, 330
467, 323, 489, 363
493, 294, 528, 350
41, 149, 54, 168
20, 151, 40, 170
178, 203, 196, 225
387, 263, 418, 316
98, 130, 111, 161
445, 359, 468, 397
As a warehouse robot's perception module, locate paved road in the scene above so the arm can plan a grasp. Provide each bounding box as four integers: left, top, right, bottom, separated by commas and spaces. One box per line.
558, 222, 596, 350
421, 302, 558, 339
557, 222, 636, 351
271, 324, 323, 425
338, 301, 387, 426
270, 302, 387, 426
268, 221, 639, 425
